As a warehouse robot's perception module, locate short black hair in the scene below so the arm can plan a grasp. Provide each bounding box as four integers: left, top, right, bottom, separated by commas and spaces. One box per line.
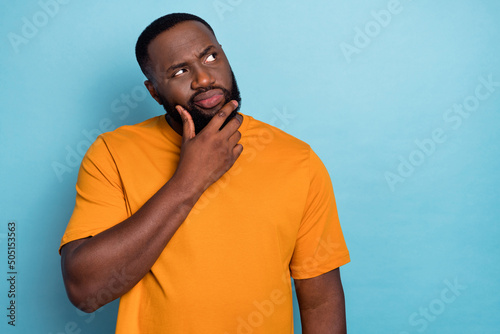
135, 13, 216, 82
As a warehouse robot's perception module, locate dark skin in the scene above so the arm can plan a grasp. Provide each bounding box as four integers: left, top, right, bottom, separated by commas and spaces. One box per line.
61, 21, 346, 332
295, 268, 347, 333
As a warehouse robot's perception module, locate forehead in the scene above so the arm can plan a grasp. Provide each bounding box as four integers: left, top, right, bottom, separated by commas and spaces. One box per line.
147, 21, 219, 67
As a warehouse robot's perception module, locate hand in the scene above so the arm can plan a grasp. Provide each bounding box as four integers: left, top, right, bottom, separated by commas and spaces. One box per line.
173, 100, 243, 193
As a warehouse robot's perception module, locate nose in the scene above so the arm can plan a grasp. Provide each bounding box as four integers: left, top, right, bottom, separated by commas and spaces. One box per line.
191, 66, 215, 90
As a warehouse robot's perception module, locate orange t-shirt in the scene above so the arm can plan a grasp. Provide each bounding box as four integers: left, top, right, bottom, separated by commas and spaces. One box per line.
60, 114, 350, 333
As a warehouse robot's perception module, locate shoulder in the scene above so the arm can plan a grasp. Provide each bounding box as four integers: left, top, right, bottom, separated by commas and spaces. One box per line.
83, 115, 167, 161
243, 115, 331, 177
238, 115, 323, 186
242, 114, 311, 155
100, 116, 165, 144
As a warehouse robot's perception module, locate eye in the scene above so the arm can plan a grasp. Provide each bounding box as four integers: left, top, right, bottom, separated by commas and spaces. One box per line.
173, 68, 186, 77
206, 53, 217, 63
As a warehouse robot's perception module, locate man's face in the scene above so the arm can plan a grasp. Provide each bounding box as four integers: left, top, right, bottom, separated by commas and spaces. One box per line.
146, 21, 241, 133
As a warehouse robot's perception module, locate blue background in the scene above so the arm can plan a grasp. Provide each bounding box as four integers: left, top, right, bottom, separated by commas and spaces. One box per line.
1, 0, 499, 333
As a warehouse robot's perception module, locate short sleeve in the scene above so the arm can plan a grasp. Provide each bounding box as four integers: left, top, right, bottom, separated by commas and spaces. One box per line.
289, 149, 350, 279
59, 135, 130, 252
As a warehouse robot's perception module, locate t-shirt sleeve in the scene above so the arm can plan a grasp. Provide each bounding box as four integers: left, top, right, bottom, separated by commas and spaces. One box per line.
59, 135, 130, 253
289, 149, 350, 279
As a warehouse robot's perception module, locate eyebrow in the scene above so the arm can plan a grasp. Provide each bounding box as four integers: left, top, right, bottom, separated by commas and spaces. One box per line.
166, 45, 216, 74
198, 45, 215, 59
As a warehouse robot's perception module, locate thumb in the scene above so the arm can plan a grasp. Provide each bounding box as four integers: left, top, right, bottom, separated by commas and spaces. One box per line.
176, 105, 195, 143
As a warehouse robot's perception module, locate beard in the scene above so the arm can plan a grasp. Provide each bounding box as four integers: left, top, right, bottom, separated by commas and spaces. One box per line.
159, 69, 242, 134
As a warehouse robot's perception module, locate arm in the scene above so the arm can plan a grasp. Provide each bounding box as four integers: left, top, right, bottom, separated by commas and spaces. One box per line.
294, 268, 347, 334
61, 101, 242, 313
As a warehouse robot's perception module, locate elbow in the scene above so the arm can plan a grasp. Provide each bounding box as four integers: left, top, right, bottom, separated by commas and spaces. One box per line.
60, 246, 102, 313
64, 280, 101, 313
60, 240, 119, 313
61, 264, 113, 313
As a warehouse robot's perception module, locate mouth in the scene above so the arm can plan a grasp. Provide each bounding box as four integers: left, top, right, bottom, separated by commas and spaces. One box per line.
193, 89, 224, 110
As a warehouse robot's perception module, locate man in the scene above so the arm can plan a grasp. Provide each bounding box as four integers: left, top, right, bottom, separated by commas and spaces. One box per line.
60, 13, 350, 334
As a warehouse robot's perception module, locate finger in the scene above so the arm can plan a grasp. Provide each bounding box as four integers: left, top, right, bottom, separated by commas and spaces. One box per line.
203, 100, 238, 133
176, 105, 195, 142
232, 143, 244, 159
227, 130, 242, 148
220, 112, 243, 137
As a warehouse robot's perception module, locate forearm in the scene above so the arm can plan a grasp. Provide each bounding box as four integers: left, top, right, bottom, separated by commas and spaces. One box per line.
61, 174, 203, 312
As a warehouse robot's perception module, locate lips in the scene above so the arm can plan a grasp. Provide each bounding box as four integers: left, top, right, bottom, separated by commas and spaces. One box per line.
193, 89, 224, 109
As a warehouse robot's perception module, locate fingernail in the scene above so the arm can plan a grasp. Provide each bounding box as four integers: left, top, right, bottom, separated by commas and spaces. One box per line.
232, 101, 238, 107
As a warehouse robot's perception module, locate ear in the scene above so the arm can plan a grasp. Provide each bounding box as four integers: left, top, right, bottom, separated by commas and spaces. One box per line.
144, 80, 162, 105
